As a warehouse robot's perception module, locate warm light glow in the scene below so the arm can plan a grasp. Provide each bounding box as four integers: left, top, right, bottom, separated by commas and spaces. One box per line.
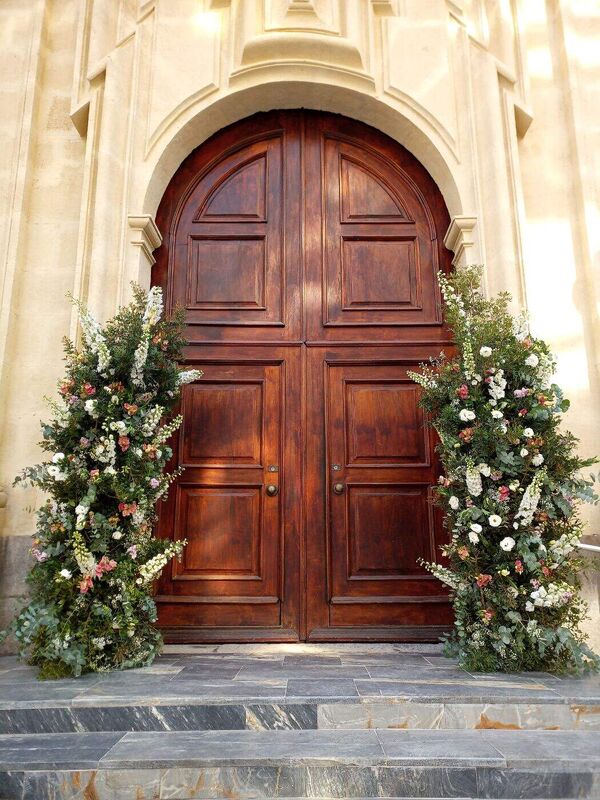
193, 11, 221, 34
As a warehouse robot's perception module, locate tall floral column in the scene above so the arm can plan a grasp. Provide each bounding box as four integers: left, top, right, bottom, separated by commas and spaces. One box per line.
5, 286, 201, 678
409, 266, 598, 674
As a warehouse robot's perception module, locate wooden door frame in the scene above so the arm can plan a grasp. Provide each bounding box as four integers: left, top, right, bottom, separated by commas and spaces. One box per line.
151, 109, 455, 643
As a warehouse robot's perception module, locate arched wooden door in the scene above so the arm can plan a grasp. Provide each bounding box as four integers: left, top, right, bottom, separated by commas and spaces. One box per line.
153, 110, 454, 643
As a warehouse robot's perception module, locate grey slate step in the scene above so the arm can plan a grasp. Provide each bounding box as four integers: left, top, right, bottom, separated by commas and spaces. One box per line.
0, 729, 598, 798
2, 699, 599, 734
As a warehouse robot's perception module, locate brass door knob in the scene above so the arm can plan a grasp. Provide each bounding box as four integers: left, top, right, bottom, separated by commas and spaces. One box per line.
333, 482, 344, 495
266, 484, 279, 496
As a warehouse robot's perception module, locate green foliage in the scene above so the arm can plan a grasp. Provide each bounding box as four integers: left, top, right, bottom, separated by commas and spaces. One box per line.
409, 266, 599, 674
3, 285, 202, 678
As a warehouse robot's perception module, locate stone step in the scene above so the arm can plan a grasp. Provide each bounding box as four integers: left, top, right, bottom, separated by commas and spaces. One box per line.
2, 697, 599, 734
0, 728, 598, 799
1, 650, 599, 734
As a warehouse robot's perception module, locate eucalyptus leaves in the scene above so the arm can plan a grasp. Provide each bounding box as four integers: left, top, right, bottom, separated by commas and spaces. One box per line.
5, 286, 201, 678
409, 266, 598, 674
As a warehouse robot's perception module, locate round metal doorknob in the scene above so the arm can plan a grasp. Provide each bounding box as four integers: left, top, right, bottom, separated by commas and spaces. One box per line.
266, 484, 279, 496
333, 482, 345, 495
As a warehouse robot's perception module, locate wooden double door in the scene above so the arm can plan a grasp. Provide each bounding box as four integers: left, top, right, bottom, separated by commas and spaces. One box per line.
153, 111, 453, 642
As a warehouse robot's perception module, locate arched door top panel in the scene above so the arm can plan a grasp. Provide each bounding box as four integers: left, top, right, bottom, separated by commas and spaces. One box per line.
153, 110, 452, 344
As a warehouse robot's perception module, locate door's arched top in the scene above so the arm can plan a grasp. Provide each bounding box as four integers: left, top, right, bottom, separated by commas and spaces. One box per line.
141, 82, 463, 222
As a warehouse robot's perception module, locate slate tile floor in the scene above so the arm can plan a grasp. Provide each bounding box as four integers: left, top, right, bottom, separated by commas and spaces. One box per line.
0, 644, 598, 798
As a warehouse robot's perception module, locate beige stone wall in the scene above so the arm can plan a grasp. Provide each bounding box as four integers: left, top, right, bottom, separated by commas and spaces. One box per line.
0, 0, 598, 646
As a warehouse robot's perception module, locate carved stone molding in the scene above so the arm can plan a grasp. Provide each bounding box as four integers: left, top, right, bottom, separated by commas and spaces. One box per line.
443, 215, 478, 267
127, 215, 162, 267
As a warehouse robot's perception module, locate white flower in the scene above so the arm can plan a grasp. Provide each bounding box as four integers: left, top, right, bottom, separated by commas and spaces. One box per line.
515, 469, 546, 526
470, 523, 483, 534
52, 453, 65, 463
75, 504, 89, 516
520, 448, 529, 457
479, 346, 492, 357
491, 410, 503, 419
47, 465, 66, 481
468, 531, 480, 544
509, 480, 520, 490
478, 463, 491, 477
449, 496, 460, 510
459, 409, 476, 422
522, 428, 534, 438
59, 569, 72, 579
525, 601, 535, 612
532, 453, 544, 466
84, 399, 98, 418
466, 462, 483, 497
525, 354, 539, 368
488, 398, 497, 406
177, 369, 204, 386
112, 531, 123, 540
500, 536, 515, 551
489, 514, 503, 528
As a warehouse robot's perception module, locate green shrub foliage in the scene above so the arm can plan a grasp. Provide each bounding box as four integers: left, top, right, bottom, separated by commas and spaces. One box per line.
408, 266, 599, 674
5, 286, 201, 678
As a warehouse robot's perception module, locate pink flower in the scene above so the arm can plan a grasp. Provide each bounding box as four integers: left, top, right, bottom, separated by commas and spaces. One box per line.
149, 478, 160, 489
119, 501, 137, 517
118, 435, 130, 452
518, 408, 528, 417
79, 576, 94, 594
82, 383, 96, 396
127, 545, 137, 560
476, 573, 493, 588
68, 394, 79, 405
31, 548, 49, 562
498, 486, 510, 502
80, 437, 90, 448
95, 556, 117, 577
514, 559, 524, 574
514, 388, 530, 398
89, 468, 100, 478
456, 384, 469, 400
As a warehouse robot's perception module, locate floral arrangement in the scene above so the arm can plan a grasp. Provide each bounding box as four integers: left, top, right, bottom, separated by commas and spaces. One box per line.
4, 286, 201, 678
408, 266, 599, 674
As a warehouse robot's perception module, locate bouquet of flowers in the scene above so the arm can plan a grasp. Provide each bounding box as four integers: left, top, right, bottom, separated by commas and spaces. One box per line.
4, 285, 201, 678
409, 266, 599, 674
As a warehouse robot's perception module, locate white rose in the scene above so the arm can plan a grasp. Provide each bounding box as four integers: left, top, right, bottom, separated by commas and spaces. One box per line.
499, 536, 515, 551
59, 569, 72, 579
489, 514, 503, 528
522, 428, 534, 438
479, 346, 492, 357
470, 523, 483, 534
525, 354, 539, 368
459, 409, 476, 422
52, 453, 65, 463
491, 410, 503, 419
449, 496, 460, 510
532, 454, 544, 466
520, 448, 529, 457
468, 531, 480, 544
